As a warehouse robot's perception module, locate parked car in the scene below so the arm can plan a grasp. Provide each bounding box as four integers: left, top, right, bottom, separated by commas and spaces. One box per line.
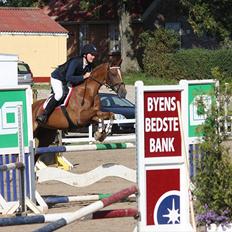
65, 93, 135, 135
18, 61, 33, 86
99, 93, 135, 134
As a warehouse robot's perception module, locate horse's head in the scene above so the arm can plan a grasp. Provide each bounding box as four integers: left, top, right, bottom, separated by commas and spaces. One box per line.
106, 59, 127, 98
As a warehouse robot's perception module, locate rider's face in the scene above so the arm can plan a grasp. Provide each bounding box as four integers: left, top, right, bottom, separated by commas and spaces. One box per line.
86, 53, 96, 63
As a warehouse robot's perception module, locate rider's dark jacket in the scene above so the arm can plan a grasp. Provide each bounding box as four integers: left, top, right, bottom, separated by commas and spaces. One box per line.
51, 56, 93, 85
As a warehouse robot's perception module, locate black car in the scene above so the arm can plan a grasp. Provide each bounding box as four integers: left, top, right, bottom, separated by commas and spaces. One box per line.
98, 93, 135, 134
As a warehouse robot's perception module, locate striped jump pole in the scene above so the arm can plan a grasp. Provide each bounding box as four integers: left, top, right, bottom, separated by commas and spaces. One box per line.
34, 185, 138, 232
43, 193, 111, 204
0, 208, 138, 226
86, 207, 138, 220
35, 142, 135, 155
43, 193, 136, 205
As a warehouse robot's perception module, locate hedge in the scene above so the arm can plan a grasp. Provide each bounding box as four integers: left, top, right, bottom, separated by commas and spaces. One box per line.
144, 48, 232, 82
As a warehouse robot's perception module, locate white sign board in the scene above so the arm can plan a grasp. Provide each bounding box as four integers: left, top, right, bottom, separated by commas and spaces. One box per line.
136, 81, 193, 232
0, 54, 18, 86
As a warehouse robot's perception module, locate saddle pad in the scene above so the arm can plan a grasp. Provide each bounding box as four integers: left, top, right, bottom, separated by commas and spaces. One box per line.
43, 87, 73, 109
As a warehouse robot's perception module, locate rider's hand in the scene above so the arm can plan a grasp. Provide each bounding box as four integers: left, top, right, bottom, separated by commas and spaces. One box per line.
83, 72, 91, 79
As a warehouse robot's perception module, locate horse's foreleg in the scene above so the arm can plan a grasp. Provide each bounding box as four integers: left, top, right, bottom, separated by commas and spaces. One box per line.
92, 111, 114, 142
104, 114, 114, 134
97, 112, 114, 134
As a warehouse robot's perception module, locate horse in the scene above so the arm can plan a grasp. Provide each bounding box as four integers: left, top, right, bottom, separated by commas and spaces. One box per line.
32, 59, 126, 162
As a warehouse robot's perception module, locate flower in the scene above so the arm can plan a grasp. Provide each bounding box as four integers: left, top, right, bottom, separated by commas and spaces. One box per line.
196, 204, 231, 228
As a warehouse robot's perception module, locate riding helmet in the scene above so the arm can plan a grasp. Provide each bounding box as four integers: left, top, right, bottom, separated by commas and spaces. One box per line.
81, 44, 97, 56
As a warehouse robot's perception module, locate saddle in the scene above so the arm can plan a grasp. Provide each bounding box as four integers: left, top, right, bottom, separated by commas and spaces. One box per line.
43, 85, 71, 109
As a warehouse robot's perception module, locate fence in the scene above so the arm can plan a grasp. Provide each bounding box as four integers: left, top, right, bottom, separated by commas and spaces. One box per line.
61, 119, 136, 144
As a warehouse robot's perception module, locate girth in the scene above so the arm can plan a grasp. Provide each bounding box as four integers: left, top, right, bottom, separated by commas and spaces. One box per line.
60, 105, 78, 129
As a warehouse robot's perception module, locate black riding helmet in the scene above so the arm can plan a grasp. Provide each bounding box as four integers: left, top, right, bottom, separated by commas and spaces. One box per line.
81, 44, 97, 56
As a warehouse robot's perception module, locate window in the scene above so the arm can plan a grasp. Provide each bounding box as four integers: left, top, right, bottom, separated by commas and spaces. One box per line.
109, 24, 120, 52
79, 24, 89, 54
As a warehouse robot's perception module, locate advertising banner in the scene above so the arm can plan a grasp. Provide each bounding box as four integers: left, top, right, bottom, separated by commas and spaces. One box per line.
144, 91, 181, 158
136, 81, 193, 232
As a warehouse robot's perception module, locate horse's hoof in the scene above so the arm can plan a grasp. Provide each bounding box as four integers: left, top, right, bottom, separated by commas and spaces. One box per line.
94, 131, 102, 141
94, 131, 107, 142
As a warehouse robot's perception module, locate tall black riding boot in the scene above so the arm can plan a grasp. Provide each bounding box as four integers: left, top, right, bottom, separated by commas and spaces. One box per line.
36, 96, 58, 124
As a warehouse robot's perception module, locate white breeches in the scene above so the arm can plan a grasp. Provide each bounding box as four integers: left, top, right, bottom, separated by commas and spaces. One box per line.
51, 77, 63, 101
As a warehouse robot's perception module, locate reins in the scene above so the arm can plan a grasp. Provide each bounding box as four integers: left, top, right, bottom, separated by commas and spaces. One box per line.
81, 80, 88, 106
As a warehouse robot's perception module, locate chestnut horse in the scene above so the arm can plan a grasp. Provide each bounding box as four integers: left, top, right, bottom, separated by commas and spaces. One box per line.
32, 59, 126, 161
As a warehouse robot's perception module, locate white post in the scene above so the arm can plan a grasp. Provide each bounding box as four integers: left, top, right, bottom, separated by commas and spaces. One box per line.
17, 105, 26, 213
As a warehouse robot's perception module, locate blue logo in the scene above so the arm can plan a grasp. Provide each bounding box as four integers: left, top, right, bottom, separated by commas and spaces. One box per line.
153, 190, 180, 225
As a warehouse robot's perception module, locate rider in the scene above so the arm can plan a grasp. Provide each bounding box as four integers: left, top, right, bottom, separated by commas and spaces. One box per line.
36, 43, 97, 124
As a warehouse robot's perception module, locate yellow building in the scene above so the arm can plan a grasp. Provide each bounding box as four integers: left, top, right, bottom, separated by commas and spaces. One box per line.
0, 7, 68, 83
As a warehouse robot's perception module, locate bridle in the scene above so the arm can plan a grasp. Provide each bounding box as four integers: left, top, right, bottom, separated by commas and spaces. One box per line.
81, 64, 124, 105
89, 65, 125, 93
108, 66, 125, 93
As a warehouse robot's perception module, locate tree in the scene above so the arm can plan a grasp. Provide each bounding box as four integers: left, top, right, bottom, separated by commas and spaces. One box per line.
117, 1, 140, 72
78, 0, 142, 72
0, 0, 39, 7
42, 0, 147, 72
0, 0, 152, 72
180, 0, 232, 42
194, 84, 232, 226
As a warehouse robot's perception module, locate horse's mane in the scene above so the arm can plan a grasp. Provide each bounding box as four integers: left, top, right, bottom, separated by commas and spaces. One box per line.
91, 63, 108, 74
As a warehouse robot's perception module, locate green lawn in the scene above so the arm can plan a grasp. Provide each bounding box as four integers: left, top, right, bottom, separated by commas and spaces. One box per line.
124, 72, 178, 85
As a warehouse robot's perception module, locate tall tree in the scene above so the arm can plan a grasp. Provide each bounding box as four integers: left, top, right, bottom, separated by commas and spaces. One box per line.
180, 0, 232, 42
117, 1, 140, 72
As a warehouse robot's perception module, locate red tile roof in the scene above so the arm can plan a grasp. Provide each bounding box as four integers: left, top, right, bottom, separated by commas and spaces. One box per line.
0, 7, 68, 33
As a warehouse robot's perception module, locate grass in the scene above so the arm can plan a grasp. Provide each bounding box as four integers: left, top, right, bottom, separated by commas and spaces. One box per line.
124, 72, 178, 85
